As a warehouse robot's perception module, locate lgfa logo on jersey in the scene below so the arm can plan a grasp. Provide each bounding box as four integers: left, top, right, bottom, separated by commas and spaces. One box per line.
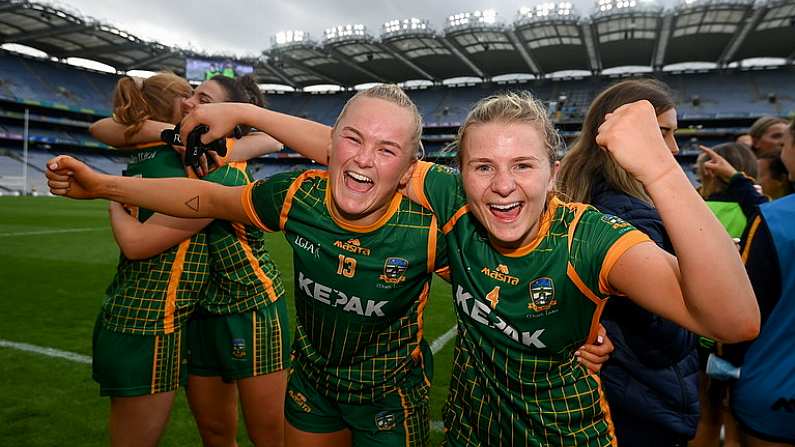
294, 235, 320, 258
334, 238, 371, 256
529, 277, 557, 312
481, 263, 519, 285
379, 257, 409, 284
231, 338, 247, 359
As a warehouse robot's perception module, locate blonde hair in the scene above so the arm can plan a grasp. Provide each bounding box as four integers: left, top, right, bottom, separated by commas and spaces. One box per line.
334, 84, 424, 157
112, 72, 192, 141
455, 92, 561, 167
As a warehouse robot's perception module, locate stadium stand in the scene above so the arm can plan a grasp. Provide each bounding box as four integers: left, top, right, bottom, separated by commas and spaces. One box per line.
0, 0, 794, 194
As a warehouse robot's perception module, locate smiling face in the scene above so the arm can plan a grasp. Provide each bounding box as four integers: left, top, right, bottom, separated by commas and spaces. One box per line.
327, 96, 417, 226
181, 80, 227, 117
460, 121, 558, 250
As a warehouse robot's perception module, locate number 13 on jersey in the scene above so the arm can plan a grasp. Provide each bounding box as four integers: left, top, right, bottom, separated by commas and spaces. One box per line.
337, 255, 357, 278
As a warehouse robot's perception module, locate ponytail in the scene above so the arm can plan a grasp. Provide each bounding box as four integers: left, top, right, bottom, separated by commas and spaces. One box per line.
111, 72, 192, 143
112, 76, 151, 141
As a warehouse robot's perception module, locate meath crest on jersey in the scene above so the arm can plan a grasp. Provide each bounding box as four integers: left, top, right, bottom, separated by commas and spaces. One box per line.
231, 338, 247, 359
374, 411, 397, 431
380, 257, 409, 284
528, 277, 557, 312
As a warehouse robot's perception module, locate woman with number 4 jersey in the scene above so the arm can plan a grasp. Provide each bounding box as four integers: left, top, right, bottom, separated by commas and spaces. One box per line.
402, 94, 757, 446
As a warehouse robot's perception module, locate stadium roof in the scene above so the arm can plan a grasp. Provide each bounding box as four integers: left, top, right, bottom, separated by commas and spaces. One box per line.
0, 1, 184, 73
1, 0, 794, 88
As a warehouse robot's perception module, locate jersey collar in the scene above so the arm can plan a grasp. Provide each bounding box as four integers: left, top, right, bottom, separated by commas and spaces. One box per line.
324, 182, 402, 233
491, 196, 562, 258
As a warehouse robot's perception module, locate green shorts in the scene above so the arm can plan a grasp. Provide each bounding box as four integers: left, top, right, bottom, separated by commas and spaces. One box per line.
92, 315, 187, 397
187, 301, 291, 381
284, 369, 431, 447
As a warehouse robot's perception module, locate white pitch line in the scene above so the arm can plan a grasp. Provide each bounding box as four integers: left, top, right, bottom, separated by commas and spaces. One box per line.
0, 339, 90, 364
1, 326, 457, 432
0, 227, 105, 237
430, 325, 457, 354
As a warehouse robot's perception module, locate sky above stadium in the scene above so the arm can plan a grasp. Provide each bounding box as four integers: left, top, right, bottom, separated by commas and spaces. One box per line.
59, 0, 675, 56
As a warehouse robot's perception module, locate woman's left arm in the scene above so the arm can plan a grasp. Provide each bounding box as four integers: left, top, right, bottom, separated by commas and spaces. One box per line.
599, 101, 759, 343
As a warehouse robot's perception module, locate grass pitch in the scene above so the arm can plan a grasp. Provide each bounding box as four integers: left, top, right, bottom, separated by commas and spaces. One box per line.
0, 196, 457, 446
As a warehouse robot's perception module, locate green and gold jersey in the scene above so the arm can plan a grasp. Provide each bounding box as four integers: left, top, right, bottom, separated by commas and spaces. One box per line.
102, 144, 209, 335
412, 162, 650, 446
242, 169, 446, 404
201, 161, 285, 314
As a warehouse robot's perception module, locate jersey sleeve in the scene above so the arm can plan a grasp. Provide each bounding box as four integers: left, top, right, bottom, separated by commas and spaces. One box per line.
410, 161, 467, 224
569, 208, 652, 299
240, 171, 301, 233
202, 163, 249, 187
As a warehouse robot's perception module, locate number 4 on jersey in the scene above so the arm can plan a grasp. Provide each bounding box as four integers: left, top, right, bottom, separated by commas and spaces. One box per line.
486, 286, 500, 309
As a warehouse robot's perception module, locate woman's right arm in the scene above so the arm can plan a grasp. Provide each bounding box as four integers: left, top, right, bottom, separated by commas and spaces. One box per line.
47, 155, 250, 224
90, 118, 173, 147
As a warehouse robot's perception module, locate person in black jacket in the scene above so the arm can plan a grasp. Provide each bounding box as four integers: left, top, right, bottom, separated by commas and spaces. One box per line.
559, 79, 700, 447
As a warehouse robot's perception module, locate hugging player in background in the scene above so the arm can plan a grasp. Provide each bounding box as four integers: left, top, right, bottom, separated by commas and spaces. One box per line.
95, 73, 289, 447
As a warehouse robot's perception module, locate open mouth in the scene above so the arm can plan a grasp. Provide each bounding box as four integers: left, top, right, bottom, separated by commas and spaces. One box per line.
344, 170, 374, 193
488, 201, 523, 221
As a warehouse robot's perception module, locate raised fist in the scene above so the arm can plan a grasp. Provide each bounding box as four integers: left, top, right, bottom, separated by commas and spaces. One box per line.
595, 100, 680, 187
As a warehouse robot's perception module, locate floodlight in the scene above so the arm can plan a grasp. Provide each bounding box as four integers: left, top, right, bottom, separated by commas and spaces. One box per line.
447, 9, 498, 27
324, 24, 367, 41
273, 30, 306, 45
596, 0, 639, 11
518, 2, 573, 19
383, 17, 429, 34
